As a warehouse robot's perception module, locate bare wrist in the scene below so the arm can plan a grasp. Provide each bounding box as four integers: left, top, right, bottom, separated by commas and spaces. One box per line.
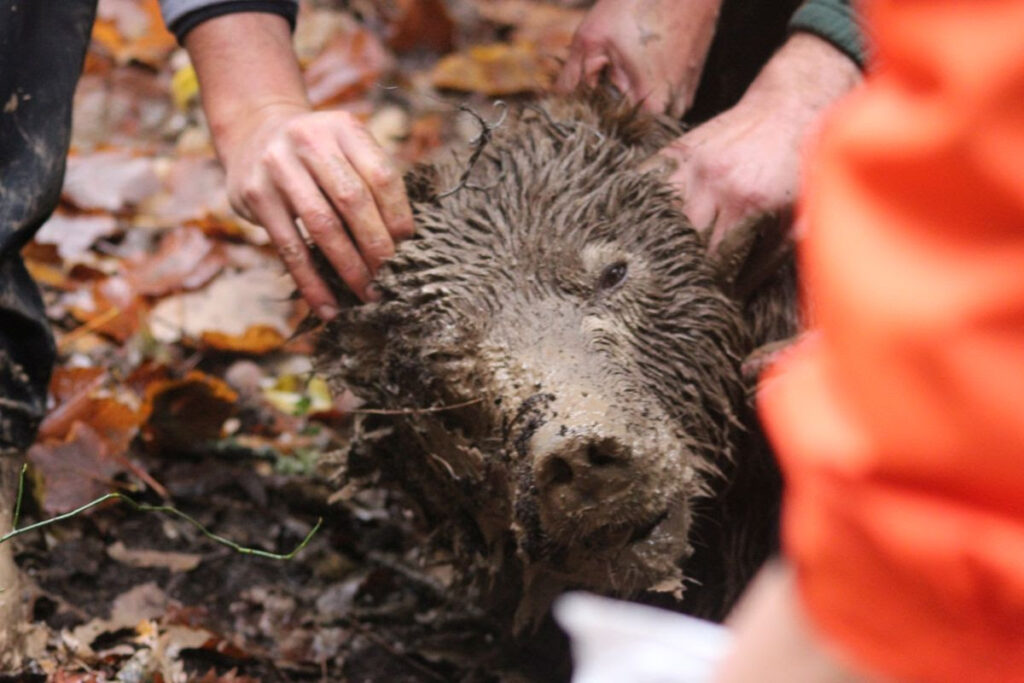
740, 32, 861, 122
185, 12, 310, 163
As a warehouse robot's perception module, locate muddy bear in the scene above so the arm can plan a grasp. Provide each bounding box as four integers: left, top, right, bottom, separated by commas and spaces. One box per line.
314, 95, 797, 642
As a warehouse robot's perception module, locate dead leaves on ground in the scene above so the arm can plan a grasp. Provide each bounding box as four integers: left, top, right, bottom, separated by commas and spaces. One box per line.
28, 0, 585, 478
20, 0, 589, 678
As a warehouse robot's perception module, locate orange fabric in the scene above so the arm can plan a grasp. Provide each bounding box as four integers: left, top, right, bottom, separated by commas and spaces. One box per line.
759, 1, 1024, 681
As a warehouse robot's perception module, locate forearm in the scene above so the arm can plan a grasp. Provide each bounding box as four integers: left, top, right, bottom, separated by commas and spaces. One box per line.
184, 12, 309, 162
789, 0, 865, 70
739, 32, 861, 130
659, 31, 861, 256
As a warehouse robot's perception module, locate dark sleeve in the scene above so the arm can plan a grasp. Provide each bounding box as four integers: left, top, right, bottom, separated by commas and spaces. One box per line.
789, 0, 866, 69
158, 0, 299, 44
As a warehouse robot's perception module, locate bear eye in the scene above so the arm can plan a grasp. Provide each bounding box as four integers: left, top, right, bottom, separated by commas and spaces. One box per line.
597, 261, 628, 291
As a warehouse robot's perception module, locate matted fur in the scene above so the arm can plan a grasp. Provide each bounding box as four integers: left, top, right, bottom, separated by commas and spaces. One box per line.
314, 94, 793, 632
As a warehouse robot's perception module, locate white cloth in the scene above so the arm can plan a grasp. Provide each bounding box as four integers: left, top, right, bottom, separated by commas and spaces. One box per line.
555, 593, 732, 683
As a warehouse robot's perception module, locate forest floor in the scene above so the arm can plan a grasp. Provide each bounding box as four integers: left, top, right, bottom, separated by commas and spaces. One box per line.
4, 1, 584, 680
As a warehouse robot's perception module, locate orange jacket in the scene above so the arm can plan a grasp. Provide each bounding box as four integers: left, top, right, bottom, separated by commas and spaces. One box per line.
759, 1, 1024, 681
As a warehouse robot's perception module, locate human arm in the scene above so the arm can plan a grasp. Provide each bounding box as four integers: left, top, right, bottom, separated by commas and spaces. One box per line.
658, 31, 860, 259
715, 562, 870, 683
556, 0, 723, 118
164, 6, 413, 315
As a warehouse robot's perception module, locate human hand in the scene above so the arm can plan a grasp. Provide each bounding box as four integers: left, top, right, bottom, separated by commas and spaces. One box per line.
184, 12, 414, 319
556, 0, 722, 117
715, 561, 875, 683
221, 105, 414, 316
656, 33, 861, 261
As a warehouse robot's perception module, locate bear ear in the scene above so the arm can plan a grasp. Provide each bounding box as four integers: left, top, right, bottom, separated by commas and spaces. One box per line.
404, 162, 441, 204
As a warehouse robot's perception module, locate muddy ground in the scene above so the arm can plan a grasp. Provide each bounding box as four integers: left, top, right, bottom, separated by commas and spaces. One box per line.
8, 410, 542, 681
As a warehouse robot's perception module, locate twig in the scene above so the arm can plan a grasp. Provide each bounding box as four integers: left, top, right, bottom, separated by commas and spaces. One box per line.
348, 397, 483, 416
11, 464, 26, 530
437, 101, 509, 199
1, 466, 321, 560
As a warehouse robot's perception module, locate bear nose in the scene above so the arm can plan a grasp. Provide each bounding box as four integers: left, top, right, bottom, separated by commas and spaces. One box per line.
533, 434, 634, 514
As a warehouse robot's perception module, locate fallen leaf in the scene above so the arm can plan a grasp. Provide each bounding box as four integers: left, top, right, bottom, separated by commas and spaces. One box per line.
35, 212, 120, 262
28, 422, 126, 515
24, 257, 72, 289
67, 583, 169, 662
262, 375, 333, 416
476, 0, 585, 55
294, 8, 355, 61
68, 275, 147, 342
62, 151, 161, 212
199, 325, 289, 354
107, 542, 202, 572
148, 268, 297, 353
170, 62, 198, 110
304, 23, 394, 108
141, 156, 237, 229
431, 41, 556, 95
124, 361, 171, 397
142, 371, 237, 450
49, 366, 107, 405
125, 226, 225, 297
92, 0, 177, 67
41, 368, 144, 453
71, 67, 175, 149
112, 582, 169, 625
385, 0, 455, 54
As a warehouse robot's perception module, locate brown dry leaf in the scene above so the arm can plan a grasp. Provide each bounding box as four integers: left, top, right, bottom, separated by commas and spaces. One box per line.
304, 23, 394, 108
141, 156, 238, 229
71, 67, 175, 149
68, 275, 147, 342
124, 361, 171, 397
28, 422, 126, 515
62, 151, 161, 212
124, 226, 225, 297
142, 371, 237, 450
38, 367, 144, 457
148, 268, 296, 354
50, 366, 107, 405
107, 542, 202, 572
200, 325, 289, 355
385, 0, 455, 54
476, 0, 585, 55
24, 257, 72, 289
91, 0, 177, 68
67, 583, 168, 661
431, 41, 555, 95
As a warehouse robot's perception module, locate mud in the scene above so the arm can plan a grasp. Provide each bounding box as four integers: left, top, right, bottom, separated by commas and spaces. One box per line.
314, 91, 798, 657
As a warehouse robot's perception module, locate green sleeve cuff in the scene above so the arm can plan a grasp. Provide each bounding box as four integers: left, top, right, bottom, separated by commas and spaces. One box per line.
789, 0, 866, 69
